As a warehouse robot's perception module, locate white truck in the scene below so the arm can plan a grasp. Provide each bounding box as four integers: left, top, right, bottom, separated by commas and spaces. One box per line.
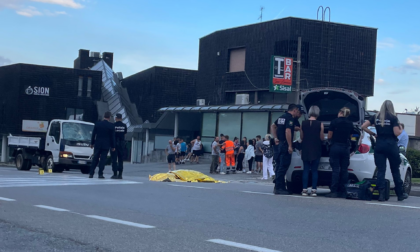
8, 119, 94, 174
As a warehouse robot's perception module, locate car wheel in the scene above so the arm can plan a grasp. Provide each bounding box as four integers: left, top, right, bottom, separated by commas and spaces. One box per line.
16, 153, 31, 171
80, 166, 90, 174
404, 169, 412, 195
46, 155, 64, 173
287, 180, 303, 194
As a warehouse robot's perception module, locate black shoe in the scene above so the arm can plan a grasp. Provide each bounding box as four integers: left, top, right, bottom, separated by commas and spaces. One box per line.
117, 173, 123, 179
378, 189, 386, 202
398, 193, 409, 201
274, 189, 290, 195
338, 192, 347, 199
324, 192, 339, 198
111, 175, 118, 179
98, 175, 105, 179
89, 175, 93, 178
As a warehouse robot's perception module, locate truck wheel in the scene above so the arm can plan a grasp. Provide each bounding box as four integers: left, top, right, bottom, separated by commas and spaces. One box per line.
80, 166, 90, 174
404, 170, 412, 195
16, 153, 31, 171
46, 155, 64, 173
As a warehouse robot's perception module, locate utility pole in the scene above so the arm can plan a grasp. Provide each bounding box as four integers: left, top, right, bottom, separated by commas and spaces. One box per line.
295, 37, 302, 104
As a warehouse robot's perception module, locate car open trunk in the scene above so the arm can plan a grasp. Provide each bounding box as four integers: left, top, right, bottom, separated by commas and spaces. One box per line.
301, 88, 365, 156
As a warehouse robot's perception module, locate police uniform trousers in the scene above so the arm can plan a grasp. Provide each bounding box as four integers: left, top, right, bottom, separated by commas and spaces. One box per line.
329, 143, 350, 193
273, 142, 292, 191
374, 138, 404, 195
90, 148, 108, 176
111, 140, 125, 174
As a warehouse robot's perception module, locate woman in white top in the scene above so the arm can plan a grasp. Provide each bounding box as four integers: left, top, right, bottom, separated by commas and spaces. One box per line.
245, 140, 255, 174
191, 136, 202, 164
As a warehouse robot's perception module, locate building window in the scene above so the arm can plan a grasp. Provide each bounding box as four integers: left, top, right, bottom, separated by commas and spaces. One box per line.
66, 108, 84, 121
202, 113, 217, 137
241, 112, 269, 141
218, 113, 241, 139
78, 76, 83, 97
87, 77, 92, 97
228, 48, 246, 72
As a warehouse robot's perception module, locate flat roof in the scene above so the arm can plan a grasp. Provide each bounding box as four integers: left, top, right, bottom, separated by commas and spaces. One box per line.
158, 104, 290, 112
201, 16, 377, 39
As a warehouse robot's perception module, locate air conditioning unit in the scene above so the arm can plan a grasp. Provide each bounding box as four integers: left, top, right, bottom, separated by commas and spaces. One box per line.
196, 99, 205, 106
235, 94, 249, 105
90, 52, 100, 58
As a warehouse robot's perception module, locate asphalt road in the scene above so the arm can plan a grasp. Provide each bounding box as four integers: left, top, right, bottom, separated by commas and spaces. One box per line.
1, 164, 420, 252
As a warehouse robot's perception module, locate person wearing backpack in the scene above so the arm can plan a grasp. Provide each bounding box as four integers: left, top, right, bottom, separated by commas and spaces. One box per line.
261, 134, 276, 180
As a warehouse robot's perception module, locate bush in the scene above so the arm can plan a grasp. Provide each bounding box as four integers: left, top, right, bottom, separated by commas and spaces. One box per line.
406, 148, 420, 178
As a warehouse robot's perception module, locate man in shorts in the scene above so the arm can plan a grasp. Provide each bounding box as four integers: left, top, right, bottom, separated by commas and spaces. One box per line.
191, 136, 202, 164
165, 140, 176, 172
179, 138, 187, 164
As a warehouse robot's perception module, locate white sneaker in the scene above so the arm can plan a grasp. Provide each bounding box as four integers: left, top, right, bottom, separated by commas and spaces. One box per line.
311, 189, 317, 197
242, 170, 246, 173
246, 171, 252, 174
220, 172, 226, 175
302, 189, 308, 196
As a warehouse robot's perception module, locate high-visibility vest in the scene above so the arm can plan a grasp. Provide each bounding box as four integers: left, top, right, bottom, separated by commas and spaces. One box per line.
225, 140, 234, 154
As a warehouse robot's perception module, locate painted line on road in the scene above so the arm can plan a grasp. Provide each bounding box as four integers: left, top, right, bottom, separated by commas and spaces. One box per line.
242, 191, 313, 199
168, 184, 212, 189
366, 203, 420, 209
208, 239, 282, 252
34, 205, 70, 212
0, 197, 16, 201
86, 215, 155, 229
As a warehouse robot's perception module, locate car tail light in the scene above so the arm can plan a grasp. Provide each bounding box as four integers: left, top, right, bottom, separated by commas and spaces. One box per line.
358, 144, 370, 154
348, 169, 354, 171
294, 166, 302, 169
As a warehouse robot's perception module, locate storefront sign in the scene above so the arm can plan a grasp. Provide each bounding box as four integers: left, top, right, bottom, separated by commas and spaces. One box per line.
25, 86, 50, 96
22, 120, 48, 132
269, 56, 293, 93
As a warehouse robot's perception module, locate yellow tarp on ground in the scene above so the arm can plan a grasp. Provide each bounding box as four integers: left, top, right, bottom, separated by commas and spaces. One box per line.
149, 170, 226, 183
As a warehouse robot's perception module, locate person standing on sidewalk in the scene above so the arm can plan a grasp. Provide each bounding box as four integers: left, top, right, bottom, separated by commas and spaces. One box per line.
224, 135, 236, 174
179, 138, 187, 164
271, 104, 300, 194
300, 106, 323, 196
245, 140, 255, 174
398, 123, 408, 156
111, 113, 127, 179
210, 136, 220, 174
219, 135, 227, 174
236, 141, 245, 172
255, 135, 263, 173
325, 107, 353, 198
89, 112, 115, 179
261, 134, 276, 180
191, 136, 202, 164
165, 140, 177, 172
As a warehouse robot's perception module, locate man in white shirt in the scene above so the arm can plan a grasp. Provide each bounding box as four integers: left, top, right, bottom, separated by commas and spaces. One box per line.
191, 136, 202, 164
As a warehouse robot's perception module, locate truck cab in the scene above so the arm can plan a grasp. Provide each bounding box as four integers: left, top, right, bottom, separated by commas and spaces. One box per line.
9, 119, 95, 174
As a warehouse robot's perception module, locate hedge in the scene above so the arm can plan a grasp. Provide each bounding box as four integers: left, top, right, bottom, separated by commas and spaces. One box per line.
406, 148, 420, 178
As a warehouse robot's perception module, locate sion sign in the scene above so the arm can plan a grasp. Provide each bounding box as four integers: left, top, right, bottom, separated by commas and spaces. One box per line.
25, 86, 50, 96
269, 56, 293, 93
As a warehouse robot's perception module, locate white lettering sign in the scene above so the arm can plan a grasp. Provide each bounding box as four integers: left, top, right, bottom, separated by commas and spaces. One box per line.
25, 86, 50, 96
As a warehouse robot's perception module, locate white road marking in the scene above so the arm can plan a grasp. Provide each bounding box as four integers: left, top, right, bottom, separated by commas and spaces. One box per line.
35, 205, 70, 212
0, 197, 16, 201
366, 203, 420, 209
208, 239, 282, 252
86, 215, 155, 229
242, 191, 313, 199
168, 184, 212, 189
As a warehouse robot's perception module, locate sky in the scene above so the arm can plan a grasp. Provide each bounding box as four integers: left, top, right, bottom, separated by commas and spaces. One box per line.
0, 0, 419, 112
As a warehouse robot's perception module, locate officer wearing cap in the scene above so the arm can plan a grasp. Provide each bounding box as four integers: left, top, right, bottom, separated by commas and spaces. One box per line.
271, 104, 301, 194
111, 113, 127, 179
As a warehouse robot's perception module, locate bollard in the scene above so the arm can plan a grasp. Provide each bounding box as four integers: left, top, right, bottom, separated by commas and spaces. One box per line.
48, 169, 52, 173
38, 168, 44, 175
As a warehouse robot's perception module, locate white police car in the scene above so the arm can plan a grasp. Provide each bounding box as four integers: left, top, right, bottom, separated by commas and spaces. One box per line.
286, 88, 412, 195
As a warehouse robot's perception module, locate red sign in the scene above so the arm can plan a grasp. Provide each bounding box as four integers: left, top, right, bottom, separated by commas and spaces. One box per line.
272, 57, 293, 86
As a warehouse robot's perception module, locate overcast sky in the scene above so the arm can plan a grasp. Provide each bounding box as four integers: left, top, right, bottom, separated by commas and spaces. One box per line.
0, 0, 419, 111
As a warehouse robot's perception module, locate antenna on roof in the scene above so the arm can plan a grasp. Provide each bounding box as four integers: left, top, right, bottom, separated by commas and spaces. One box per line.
258, 6, 264, 22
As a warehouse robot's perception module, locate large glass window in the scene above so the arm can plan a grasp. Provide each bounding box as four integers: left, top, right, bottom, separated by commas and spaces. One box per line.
202, 113, 217, 137
228, 48, 246, 72
271, 112, 284, 124
218, 113, 241, 140
242, 112, 269, 141
201, 137, 215, 153
78, 76, 83, 97
62, 122, 93, 142
66, 108, 84, 121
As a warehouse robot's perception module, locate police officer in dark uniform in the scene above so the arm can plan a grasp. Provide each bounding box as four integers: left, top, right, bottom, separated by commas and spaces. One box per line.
89, 111, 115, 179
271, 104, 300, 194
325, 107, 353, 198
111, 113, 127, 179
362, 100, 408, 201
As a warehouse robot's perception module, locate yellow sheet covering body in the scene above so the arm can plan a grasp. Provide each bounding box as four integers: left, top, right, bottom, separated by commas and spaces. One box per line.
149, 170, 225, 183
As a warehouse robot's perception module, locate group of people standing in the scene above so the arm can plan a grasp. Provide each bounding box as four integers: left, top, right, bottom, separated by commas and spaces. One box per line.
209, 134, 276, 179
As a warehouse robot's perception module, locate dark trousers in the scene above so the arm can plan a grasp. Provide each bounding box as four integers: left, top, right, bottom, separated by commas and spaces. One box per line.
111, 141, 125, 174
302, 158, 320, 190
375, 139, 404, 195
273, 143, 292, 191
90, 148, 108, 176
248, 157, 254, 171
210, 155, 219, 173
237, 153, 245, 171
329, 143, 350, 193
